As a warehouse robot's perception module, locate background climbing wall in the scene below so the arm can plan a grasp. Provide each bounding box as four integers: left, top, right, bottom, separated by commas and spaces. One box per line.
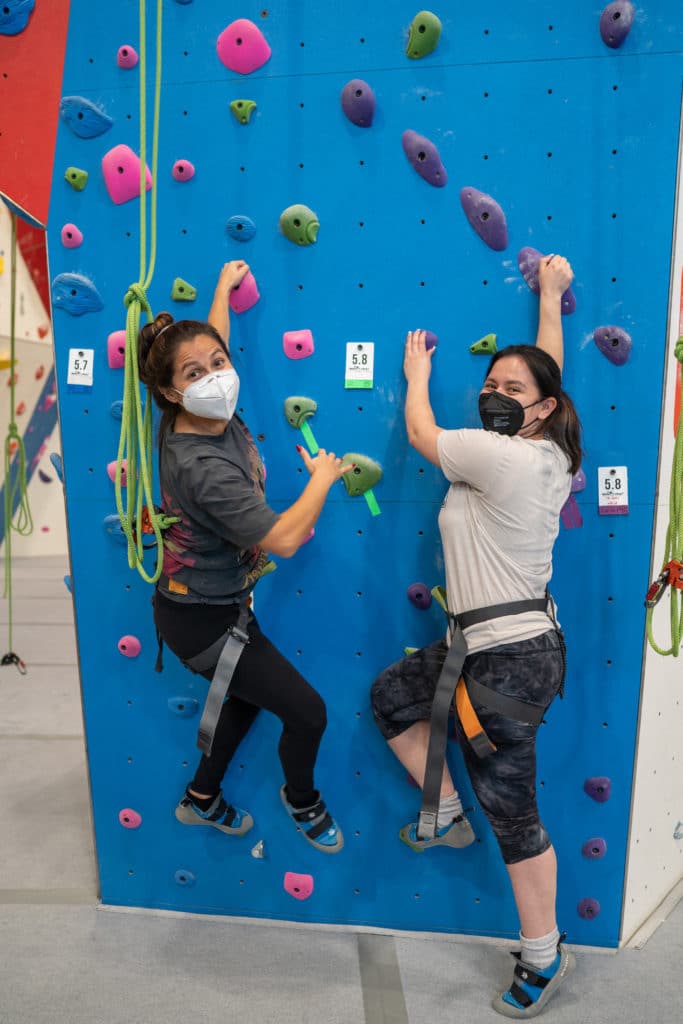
47, 2, 683, 947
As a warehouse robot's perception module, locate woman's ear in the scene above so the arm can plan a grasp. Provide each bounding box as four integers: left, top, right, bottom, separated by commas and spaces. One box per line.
160, 386, 182, 406
539, 396, 558, 420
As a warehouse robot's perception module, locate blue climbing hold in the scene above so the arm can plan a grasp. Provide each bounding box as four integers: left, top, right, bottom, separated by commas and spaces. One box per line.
110, 400, 124, 420
103, 514, 128, 547
0, 0, 35, 36
59, 96, 113, 139
226, 215, 256, 242
168, 697, 200, 719
174, 869, 196, 887
63, 575, 72, 593
51, 274, 104, 316
49, 453, 64, 483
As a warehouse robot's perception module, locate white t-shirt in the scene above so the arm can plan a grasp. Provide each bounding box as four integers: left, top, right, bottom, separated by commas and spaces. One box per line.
436, 429, 572, 654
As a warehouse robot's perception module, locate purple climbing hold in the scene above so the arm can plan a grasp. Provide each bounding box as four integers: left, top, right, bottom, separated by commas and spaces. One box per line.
584, 776, 611, 803
571, 468, 586, 493
407, 582, 432, 610
38, 470, 52, 484
582, 837, 607, 860
341, 79, 376, 128
593, 325, 632, 366
577, 897, 601, 920
460, 187, 508, 252
560, 494, 582, 531
517, 247, 576, 315
600, 2, 635, 49
425, 331, 438, 351
402, 130, 447, 188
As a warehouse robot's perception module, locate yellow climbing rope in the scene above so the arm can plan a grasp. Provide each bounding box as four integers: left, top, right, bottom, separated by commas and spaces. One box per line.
645, 333, 683, 656
2, 210, 33, 672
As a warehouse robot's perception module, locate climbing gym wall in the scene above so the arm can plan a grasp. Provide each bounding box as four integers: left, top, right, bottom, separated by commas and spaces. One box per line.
47, 2, 683, 948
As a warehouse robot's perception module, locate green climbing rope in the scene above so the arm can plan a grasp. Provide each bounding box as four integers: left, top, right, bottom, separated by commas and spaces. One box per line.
646, 334, 683, 656
2, 210, 33, 672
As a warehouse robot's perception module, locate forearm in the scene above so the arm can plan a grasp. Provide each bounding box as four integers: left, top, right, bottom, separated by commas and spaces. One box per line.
405, 378, 437, 446
535, 291, 564, 371
261, 475, 332, 557
207, 290, 230, 346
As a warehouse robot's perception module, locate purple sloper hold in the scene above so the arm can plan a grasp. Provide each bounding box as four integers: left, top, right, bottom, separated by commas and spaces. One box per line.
600, 2, 635, 49
571, 468, 586, 493
407, 582, 432, 610
517, 247, 576, 315
560, 494, 582, 530
582, 837, 607, 859
341, 79, 375, 128
577, 897, 601, 920
460, 187, 508, 251
402, 130, 447, 188
425, 331, 438, 351
593, 325, 632, 366
584, 776, 611, 803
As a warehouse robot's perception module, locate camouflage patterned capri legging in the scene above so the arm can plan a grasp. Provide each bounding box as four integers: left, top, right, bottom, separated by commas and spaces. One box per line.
370, 629, 566, 865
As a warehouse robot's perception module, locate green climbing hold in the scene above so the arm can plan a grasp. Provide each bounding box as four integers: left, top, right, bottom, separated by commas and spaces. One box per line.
65, 166, 88, 191
280, 204, 320, 246
230, 99, 257, 125
431, 585, 448, 614
340, 453, 383, 497
406, 11, 442, 60
284, 396, 318, 430
404, 647, 418, 656
470, 333, 498, 355
261, 559, 277, 577
171, 277, 197, 302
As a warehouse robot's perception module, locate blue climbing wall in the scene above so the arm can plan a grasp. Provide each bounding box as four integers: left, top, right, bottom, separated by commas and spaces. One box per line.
48, 2, 683, 947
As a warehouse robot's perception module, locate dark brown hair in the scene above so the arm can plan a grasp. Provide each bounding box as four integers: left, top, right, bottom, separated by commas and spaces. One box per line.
138, 313, 229, 442
486, 344, 583, 475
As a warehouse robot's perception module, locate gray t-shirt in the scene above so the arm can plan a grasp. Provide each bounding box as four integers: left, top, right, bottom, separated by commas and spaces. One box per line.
158, 415, 280, 604
437, 429, 572, 653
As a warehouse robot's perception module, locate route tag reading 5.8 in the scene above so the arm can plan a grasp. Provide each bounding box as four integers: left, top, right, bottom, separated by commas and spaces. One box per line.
345, 342, 374, 389
597, 466, 629, 516
67, 348, 94, 388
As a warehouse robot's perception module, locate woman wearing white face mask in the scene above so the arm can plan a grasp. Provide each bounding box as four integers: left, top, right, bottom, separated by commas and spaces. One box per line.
139, 261, 351, 854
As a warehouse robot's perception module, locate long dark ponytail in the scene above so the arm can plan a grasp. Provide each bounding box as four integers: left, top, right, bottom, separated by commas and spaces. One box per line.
486, 345, 583, 475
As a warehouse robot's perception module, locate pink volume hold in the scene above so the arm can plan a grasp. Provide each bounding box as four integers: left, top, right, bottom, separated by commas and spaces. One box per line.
217, 19, 271, 75
284, 871, 314, 901
107, 330, 127, 369
172, 159, 195, 182
229, 270, 260, 314
102, 144, 153, 205
60, 223, 83, 249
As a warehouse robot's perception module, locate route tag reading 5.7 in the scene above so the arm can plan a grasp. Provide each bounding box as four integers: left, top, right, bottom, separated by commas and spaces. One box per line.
597, 466, 629, 516
345, 342, 374, 389
67, 348, 94, 388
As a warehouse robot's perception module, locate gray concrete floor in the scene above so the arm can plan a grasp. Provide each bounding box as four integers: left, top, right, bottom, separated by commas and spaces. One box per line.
0, 556, 681, 1024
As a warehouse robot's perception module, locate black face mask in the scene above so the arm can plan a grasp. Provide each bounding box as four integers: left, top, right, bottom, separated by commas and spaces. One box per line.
478, 391, 543, 436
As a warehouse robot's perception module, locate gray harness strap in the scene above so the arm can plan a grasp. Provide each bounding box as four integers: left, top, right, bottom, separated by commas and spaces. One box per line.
416, 596, 549, 841
185, 605, 251, 758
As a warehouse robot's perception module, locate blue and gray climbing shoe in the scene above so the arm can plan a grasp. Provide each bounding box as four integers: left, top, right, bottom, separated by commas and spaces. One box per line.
175, 788, 253, 836
280, 785, 344, 854
399, 814, 475, 851
492, 934, 575, 1018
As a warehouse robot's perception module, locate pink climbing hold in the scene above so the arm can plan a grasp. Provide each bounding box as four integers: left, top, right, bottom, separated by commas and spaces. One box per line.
118, 635, 142, 658
284, 871, 314, 901
107, 459, 127, 486
118, 808, 142, 829
107, 330, 127, 369
302, 527, 315, 544
172, 159, 195, 182
102, 144, 153, 205
229, 270, 260, 314
61, 223, 83, 249
283, 330, 315, 360
217, 19, 271, 75
117, 45, 139, 69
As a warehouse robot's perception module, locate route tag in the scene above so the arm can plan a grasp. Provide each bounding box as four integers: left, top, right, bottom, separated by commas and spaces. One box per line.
67, 348, 94, 390
345, 342, 374, 389
597, 466, 629, 515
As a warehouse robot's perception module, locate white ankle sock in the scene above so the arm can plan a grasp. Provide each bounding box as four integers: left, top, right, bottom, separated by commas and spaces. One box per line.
436, 791, 463, 829
520, 927, 560, 970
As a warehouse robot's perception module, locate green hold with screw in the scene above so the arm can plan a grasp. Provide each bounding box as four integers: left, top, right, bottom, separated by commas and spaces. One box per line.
406, 11, 442, 59
230, 99, 257, 125
284, 396, 318, 430
470, 333, 498, 355
280, 204, 320, 246
65, 166, 89, 191
340, 453, 383, 497
171, 277, 197, 302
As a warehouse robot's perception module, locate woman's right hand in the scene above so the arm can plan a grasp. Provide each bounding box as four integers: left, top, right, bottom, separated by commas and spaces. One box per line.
297, 446, 354, 487
218, 260, 250, 294
538, 254, 573, 297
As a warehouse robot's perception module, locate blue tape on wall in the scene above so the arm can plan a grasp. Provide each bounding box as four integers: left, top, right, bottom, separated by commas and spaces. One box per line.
47, 1, 683, 945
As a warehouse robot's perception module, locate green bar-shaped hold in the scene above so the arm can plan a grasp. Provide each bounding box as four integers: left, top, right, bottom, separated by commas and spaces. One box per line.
284, 395, 318, 430
171, 277, 197, 302
299, 420, 319, 455
406, 11, 443, 60
230, 99, 257, 125
431, 585, 449, 614
261, 559, 277, 577
65, 166, 88, 191
364, 490, 381, 517
280, 204, 320, 246
341, 452, 383, 497
404, 647, 418, 656
470, 333, 497, 355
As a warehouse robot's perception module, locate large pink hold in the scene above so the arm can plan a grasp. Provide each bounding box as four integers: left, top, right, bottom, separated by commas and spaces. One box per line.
217, 19, 271, 75
229, 270, 260, 314
283, 330, 314, 360
284, 871, 314, 901
102, 144, 153, 205
118, 635, 141, 658
107, 330, 127, 369
172, 159, 195, 182
107, 459, 127, 486
61, 223, 83, 248
517, 247, 576, 315
119, 808, 142, 829
117, 45, 139, 69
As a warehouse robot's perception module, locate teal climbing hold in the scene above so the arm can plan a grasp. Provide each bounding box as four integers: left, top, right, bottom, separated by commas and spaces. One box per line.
171, 277, 197, 302
470, 333, 498, 355
406, 11, 442, 59
64, 167, 88, 192
284, 396, 317, 429
280, 204, 320, 246
230, 99, 257, 125
340, 453, 383, 497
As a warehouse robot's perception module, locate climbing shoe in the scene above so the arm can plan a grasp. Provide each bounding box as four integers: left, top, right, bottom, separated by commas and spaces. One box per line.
280, 785, 344, 854
493, 934, 575, 1018
175, 788, 253, 836
399, 814, 475, 851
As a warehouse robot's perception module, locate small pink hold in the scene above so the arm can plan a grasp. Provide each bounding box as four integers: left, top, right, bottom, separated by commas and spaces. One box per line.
302, 527, 315, 545
283, 330, 315, 360
41, 526, 50, 533
229, 270, 260, 314
102, 144, 153, 205
217, 19, 272, 75
107, 459, 127, 486
172, 159, 195, 182
119, 808, 142, 829
61, 223, 83, 249
117, 45, 139, 69
118, 635, 141, 658
107, 330, 127, 369
284, 871, 314, 901
44, 394, 56, 409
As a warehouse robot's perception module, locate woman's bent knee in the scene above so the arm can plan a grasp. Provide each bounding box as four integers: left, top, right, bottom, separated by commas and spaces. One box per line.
487, 811, 551, 865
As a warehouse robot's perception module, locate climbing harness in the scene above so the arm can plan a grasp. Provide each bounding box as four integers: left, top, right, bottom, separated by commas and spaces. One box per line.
417, 592, 565, 841
1, 209, 33, 675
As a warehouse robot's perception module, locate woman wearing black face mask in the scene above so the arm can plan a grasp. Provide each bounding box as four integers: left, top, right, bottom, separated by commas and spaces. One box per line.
371, 256, 582, 1019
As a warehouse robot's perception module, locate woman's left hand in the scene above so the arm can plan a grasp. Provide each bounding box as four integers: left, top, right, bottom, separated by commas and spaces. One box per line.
403, 329, 434, 384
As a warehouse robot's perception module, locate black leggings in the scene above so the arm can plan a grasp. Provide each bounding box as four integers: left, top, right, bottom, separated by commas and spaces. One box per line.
154, 592, 326, 805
